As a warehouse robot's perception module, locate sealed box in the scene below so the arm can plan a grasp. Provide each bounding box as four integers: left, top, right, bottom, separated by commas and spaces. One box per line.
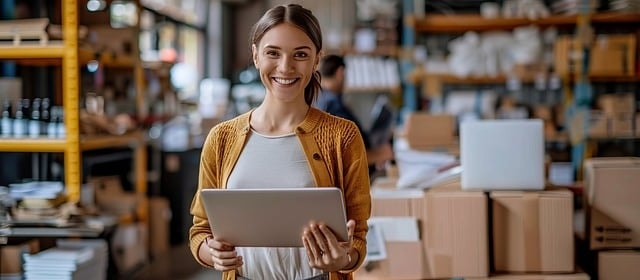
598, 250, 640, 280
610, 114, 634, 137
584, 158, 640, 250
371, 188, 423, 217
470, 272, 590, 280
491, 189, 574, 273
355, 241, 424, 280
598, 93, 636, 116
420, 184, 489, 278
404, 113, 455, 148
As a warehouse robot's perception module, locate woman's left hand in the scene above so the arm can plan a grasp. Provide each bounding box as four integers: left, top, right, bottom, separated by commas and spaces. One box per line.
302, 219, 356, 272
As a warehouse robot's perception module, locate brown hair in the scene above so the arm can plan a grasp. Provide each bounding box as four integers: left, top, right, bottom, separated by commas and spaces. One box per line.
249, 4, 322, 105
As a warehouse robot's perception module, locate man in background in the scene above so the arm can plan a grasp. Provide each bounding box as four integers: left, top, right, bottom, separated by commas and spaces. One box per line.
315, 55, 393, 177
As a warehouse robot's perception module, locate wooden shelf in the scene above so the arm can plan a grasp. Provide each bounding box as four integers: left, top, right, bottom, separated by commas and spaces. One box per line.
80, 131, 144, 151
410, 70, 640, 85
345, 86, 402, 94
0, 138, 67, 152
406, 12, 640, 33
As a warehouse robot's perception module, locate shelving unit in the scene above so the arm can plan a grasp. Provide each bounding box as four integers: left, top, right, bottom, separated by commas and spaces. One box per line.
0, 1, 147, 219
405, 12, 640, 33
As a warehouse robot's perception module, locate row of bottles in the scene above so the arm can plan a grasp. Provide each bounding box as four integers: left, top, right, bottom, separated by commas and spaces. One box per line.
0, 98, 66, 138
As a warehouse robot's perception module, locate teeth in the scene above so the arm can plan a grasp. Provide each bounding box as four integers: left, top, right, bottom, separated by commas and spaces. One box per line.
274, 77, 296, 85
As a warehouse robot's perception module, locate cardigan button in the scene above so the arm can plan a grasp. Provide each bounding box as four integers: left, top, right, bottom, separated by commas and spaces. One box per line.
313, 153, 321, 160
296, 127, 305, 133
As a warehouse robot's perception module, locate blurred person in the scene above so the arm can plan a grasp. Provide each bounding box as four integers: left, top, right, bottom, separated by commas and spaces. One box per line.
189, 4, 371, 280
315, 55, 393, 176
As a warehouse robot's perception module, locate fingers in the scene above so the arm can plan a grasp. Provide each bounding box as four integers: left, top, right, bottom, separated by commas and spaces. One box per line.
346, 219, 356, 243
204, 236, 243, 272
303, 222, 353, 271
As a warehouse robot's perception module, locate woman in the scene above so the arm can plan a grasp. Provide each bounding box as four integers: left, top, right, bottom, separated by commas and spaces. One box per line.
189, 4, 371, 280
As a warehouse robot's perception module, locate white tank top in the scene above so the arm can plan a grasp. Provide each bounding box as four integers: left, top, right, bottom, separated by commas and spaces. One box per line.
227, 129, 322, 280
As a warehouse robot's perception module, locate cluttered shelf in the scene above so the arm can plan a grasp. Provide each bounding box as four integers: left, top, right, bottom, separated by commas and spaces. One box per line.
405, 12, 640, 32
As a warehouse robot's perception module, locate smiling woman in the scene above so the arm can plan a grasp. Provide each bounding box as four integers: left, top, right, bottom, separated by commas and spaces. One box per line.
188, 3, 371, 280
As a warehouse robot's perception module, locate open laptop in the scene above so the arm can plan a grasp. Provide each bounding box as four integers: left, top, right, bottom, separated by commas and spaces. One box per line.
200, 187, 349, 247
460, 119, 545, 190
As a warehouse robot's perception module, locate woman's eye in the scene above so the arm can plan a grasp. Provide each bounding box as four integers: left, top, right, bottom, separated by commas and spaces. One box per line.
294, 52, 309, 58
266, 50, 279, 57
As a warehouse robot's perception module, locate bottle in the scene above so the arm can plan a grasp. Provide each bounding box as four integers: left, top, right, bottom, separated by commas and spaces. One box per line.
48, 106, 58, 138
12, 100, 26, 137
41, 98, 50, 136
1, 100, 12, 138
56, 107, 66, 138
29, 98, 41, 138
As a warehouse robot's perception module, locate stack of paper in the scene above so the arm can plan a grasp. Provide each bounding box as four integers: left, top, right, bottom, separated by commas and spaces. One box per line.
23, 239, 108, 280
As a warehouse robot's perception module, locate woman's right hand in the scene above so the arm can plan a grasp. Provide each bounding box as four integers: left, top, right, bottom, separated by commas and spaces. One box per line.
201, 236, 243, 271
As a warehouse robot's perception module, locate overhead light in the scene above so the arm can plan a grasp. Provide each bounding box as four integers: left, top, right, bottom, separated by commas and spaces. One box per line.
87, 0, 107, 12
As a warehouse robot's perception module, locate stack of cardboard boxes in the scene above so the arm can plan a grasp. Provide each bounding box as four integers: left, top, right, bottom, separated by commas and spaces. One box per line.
359, 177, 589, 280
358, 115, 590, 279
581, 158, 640, 279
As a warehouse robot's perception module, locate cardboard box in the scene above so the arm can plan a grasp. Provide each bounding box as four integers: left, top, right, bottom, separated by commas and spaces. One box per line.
584, 158, 640, 249
491, 189, 574, 273
1, 239, 39, 275
404, 113, 455, 148
598, 250, 640, 280
555, 34, 636, 77
598, 94, 636, 116
470, 272, 590, 280
588, 110, 609, 137
610, 114, 634, 137
420, 184, 489, 278
148, 197, 171, 258
355, 241, 425, 280
371, 188, 423, 217
112, 223, 149, 273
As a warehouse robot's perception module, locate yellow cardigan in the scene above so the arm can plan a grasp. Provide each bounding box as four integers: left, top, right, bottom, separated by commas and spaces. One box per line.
189, 107, 371, 280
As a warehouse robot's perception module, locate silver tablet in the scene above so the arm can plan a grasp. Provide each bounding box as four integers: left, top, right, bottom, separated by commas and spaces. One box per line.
200, 187, 349, 247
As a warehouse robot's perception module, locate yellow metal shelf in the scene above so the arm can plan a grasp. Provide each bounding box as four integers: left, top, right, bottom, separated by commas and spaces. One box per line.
0, 43, 65, 59
0, 138, 67, 152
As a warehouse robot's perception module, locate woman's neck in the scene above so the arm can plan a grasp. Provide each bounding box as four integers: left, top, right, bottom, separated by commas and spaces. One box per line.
250, 101, 309, 136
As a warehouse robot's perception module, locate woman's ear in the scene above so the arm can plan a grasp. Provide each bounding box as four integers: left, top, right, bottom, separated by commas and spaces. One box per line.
252, 44, 258, 68
315, 50, 324, 71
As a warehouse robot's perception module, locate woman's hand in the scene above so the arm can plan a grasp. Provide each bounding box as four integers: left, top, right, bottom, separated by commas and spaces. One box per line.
302, 219, 356, 272
200, 236, 243, 272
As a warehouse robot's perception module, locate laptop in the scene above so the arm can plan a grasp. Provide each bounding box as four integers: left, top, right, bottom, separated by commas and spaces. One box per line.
199, 187, 349, 247
460, 119, 545, 190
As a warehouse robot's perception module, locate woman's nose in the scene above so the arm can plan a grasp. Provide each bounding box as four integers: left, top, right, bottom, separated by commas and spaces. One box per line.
278, 56, 294, 73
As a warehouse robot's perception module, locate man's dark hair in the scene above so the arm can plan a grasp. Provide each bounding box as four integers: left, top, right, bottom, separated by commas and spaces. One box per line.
319, 55, 345, 78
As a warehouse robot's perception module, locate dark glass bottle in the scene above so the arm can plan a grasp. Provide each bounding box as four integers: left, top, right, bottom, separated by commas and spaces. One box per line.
41, 98, 50, 136
1, 100, 12, 137
13, 100, 26, 137
29, 98, 41, 138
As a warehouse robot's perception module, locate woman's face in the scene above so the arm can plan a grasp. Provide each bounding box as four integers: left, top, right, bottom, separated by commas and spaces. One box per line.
252, 23, 319, 104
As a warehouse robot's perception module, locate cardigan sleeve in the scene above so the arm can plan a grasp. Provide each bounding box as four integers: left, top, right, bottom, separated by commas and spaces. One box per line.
337, 122, 372, 274
189, 128, 220, 268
